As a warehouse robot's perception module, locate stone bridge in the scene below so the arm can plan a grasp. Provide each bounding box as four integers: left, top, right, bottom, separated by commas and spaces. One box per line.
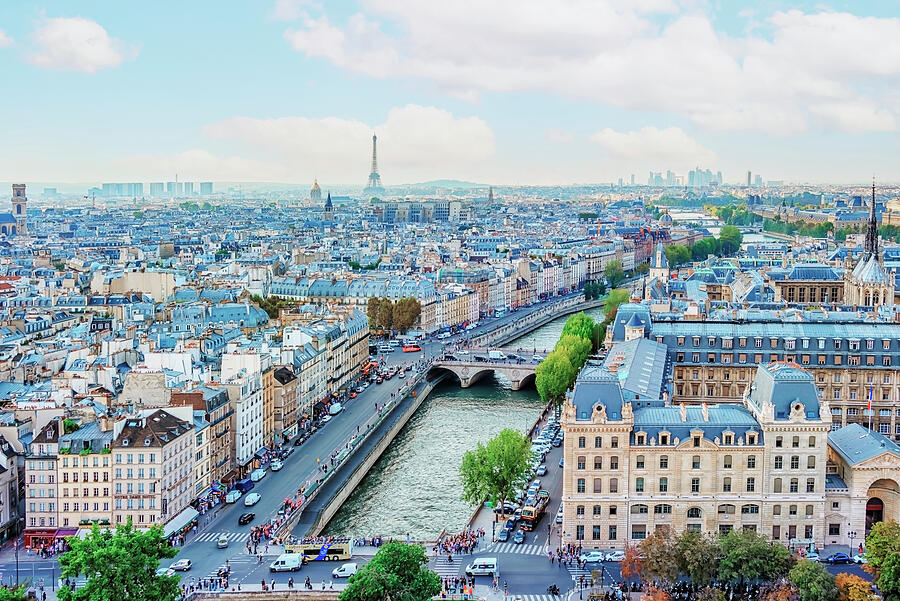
428, 350, 548, 390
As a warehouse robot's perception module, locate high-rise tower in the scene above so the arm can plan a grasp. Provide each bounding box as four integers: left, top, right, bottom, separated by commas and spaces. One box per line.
364, 133, 384, 194
11, 184, 26, 237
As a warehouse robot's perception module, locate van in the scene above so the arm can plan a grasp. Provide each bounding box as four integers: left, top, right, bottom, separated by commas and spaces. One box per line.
226, 489, 242, 504
465, 557, 499, 577
250, 468, 267, 482
377, 344, 392, 353
270, 554, 303, 572
488, 350, 506, 360
437, 332, 451, 340
328, 403, 343, 416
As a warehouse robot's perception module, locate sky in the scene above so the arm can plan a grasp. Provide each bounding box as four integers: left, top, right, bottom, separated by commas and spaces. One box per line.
1, 1, 900, 186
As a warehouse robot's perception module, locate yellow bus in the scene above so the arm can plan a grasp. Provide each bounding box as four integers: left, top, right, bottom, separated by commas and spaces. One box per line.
284, 538, 355, 561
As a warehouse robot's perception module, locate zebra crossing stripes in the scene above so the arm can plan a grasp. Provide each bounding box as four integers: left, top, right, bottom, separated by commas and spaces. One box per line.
484, 542, 547, 555
510, 596, 563, 601
429, 556, 461, 577
192, 531, 251, 543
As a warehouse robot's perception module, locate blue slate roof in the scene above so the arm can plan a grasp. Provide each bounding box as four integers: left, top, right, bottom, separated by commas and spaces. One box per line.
828, 423, 900, 466
745, 363, 821, 421
570, 362, 625, 421
632, 404, 762, 446
602, 337, 669, 402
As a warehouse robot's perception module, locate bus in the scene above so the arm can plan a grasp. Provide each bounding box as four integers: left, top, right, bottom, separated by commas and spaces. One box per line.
362, 361, 379, 376
402, 344, 422, 352
284, 538, 355, 561
520, 490, 549, 531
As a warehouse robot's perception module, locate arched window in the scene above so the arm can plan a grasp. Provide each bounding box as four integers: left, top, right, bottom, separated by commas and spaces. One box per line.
593, 478, 602, 493
609, 478, 618, 493
718, 504, 736, 515
723, 455, 732, 469
654, 504, 672, 515
636, 455, 645, 469
723, 477, 732, 492
807, 456, 815, 469
631, 504, 648, 514
692, 455, 701, 469
687, 507, 702, 518
610, 456, 619, 470
594, 456, 602, 470
741, 504, 759, 515
576, 505, 585, 516
635, 477, 644, 492
577, 456, 586, 470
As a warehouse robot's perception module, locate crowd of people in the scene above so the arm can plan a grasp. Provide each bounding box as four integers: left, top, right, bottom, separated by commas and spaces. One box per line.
434, 528, 485, 560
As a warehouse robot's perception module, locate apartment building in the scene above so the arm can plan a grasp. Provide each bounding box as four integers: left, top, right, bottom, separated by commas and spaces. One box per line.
170, 386, 234, 491
57, 422, 113, 529
24, 419, 60, 547
264, 366, 299, 445
561, 363, 831, 550
111, 410, 195, 528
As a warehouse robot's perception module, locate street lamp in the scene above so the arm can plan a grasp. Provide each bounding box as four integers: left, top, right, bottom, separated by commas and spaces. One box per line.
849, 527, 858, 555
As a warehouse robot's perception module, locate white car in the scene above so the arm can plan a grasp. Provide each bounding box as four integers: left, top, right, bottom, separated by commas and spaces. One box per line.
580, 551, 606, 563
332, 562, 358, 578
853, 554, 868, 564
456, 349, 469, 355
536, 465, 547, 476
321, 415, 333, 423
270, 460, 283, 471
605, 551, 625, 562
244, 492, 261, 506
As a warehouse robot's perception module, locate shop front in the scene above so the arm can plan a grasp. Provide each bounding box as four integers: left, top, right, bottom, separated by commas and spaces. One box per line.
24, 528, 57, 549
163, 507, 200, 545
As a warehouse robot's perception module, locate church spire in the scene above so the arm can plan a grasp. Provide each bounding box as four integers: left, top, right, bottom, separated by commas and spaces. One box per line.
866, 177, 879, 258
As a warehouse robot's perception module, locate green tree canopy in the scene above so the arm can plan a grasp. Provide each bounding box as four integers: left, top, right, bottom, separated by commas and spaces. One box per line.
639, 529, 680, 586
717, 528, 791, 584
392, 297, 422, 333
863, 519, 900, 573
790, 560, 838, 601
675, 530, 720, 586
605, 260, 626, 288
664, 244, 692, 268
718, 225, 744, 255
376, 297, 394, 330
555, 334, 592, 371
367, 297, 381, 327
561, 312, 595, 341
459, 429, 533, 518
535, 349, 576, 405
339, 542, 440, 601
58, 521, 179, 601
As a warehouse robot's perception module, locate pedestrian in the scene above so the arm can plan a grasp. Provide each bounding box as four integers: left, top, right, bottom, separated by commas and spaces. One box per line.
322, 580, 326, 590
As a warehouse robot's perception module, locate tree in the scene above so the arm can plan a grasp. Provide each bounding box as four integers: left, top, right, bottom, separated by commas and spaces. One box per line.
621, 544, 643, 581
561, 312, 595, 342
718, 225, 744, 255
605, 260, 625, 287
0, 588, 26, 601
534, 350, 576, 405
675, 529, 720, 586
58, 521, 179, 601
642, 586, 671, 601
367, 297, 381, 327
392, 297, 422, 333
790, 559, 838, 601
339, 542, 440, 601
555, 334, 592, 371
718, 528, 791, 584
696, 587, 727, 601
835, 573, 877, 601
636, 262, 650, 274
376, 298, 394, 330
863, 520, 900, 575
877, 551, 900, 601
640, 529, 679, 586
459, 429, 532, 520
759, 580, 800, 601
597, 279, 607, 295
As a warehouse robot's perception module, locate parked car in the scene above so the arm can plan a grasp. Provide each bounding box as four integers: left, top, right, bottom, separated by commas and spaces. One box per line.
496, 528, 509, 542
216, 536, 229, 549
605, 551, 626, 562
559, 457, 564, 468
805, 552, 820, 562
825, 552, 852, 564
513, 530, 525, 545
536, 464, 547, 476
332, 563, 358, 578
321, 415, 333, 423
244, 492, 261, 506
270, 460, 283, 471
156, 567, 175, 577
853, 554, 868, 564
238, 512, 255, 525
580, 551, 606, 563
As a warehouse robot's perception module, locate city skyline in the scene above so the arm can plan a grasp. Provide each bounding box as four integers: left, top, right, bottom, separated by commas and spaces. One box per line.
1, 1, 900, 185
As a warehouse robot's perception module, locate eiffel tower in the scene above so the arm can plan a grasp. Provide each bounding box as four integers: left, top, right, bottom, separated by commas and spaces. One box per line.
364, 133, 384, 195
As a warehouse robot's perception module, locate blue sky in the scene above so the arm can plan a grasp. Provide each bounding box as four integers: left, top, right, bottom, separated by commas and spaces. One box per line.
1, 1, 899, 186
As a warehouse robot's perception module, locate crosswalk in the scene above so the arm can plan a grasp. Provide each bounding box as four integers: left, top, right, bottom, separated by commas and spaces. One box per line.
430, 555, 461, 578
483, 542, 547, 556
192, 531, 251, 543
508, 596, 563, 601
201, 554, 260, 580
567, 564, 593, 582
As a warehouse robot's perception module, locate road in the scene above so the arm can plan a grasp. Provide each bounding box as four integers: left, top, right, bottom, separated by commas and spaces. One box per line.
158, 293, 589, 585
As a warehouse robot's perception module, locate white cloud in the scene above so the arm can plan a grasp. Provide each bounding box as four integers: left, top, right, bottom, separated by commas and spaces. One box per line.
123, 105, 496, 183
283, 2, 900, 135
0, 30, 12, 48
547, 129, 576, 143
270, 0, 315, 21
590, 126, 716, 169
29, 17, 136, 73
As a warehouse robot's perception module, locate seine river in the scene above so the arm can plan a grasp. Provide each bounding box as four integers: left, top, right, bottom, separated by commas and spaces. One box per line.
323, 305, 607, 539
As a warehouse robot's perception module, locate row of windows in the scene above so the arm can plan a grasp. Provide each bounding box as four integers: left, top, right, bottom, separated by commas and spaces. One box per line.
576, 477, 701, 494
61, 502, 109, 512
668, 335, 895, 351
577, 436, 620, 449
675, 351, 894, 367
61, 487, 110, 497
61, 472, 109, 483
575, 454, 759, 471
61, 456, 110, 468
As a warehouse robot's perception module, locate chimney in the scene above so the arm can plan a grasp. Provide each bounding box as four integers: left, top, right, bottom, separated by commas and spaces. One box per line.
701, 402, 709, 422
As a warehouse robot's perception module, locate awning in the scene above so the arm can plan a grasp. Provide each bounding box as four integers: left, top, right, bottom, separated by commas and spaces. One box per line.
163, 507, 200, 538
54, 528, 78, 539
255, 448, 268, 459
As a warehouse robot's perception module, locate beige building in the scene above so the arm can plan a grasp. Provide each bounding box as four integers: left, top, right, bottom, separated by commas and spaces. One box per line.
264, 366, 299, 444
24, 419, 60, 548
112, 410, 195, 528
57, 422, 113, 529
561, 363, 831, 550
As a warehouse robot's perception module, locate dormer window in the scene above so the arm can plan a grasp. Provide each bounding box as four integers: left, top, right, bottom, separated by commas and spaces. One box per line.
748, 433, 757, 445
121, 439, 129, 447
636, 433, 645, 445
660, 434, 669, 445
144, 438, 152, 446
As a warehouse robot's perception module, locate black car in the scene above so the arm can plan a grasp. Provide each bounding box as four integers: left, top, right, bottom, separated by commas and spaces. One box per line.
293, 437, 304, 447
238, 512, 255, 525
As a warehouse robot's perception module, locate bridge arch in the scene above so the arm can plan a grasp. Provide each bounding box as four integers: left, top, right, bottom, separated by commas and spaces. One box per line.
517, 372, 537, 391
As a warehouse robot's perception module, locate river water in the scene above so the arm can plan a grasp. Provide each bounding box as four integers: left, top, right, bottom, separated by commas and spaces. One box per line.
323, 305, 607, 539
